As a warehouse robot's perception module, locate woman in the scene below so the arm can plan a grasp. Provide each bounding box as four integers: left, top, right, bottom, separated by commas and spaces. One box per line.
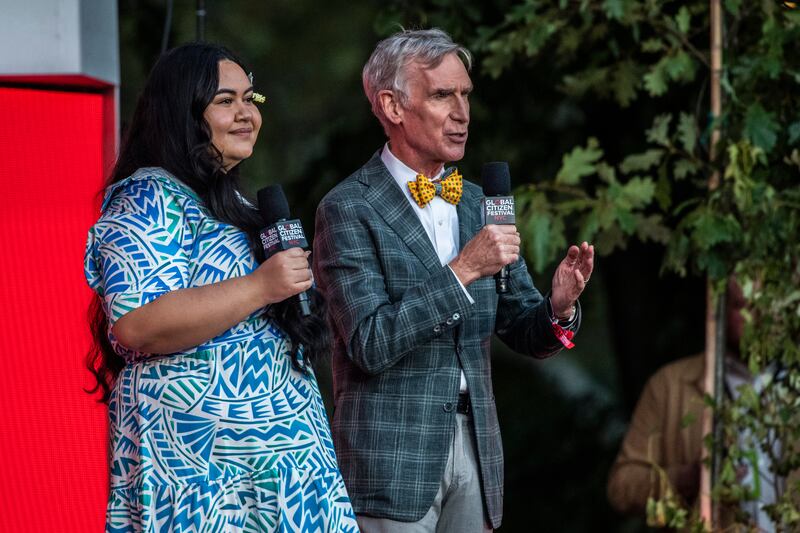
84, 43, 356, 532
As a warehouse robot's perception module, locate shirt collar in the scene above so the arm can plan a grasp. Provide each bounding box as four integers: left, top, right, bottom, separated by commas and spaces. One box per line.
381, 143, 446, 191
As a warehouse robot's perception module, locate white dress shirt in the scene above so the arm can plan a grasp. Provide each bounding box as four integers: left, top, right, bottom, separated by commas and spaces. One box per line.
381, 144, 471, 392
725, 359, 783, 533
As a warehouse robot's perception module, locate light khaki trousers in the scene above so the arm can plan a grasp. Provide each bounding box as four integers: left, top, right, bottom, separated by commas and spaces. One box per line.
357, 413, 493, 533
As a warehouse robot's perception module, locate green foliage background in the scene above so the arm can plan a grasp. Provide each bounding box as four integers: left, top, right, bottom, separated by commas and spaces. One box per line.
118, 1, 800, 531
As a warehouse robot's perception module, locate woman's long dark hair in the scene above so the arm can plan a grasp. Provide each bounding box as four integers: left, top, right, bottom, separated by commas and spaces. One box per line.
87, 42, 329, 402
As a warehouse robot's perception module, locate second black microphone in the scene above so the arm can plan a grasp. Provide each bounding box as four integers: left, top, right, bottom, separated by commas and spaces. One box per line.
257, 184, 312, 316
481, 161, 516, 294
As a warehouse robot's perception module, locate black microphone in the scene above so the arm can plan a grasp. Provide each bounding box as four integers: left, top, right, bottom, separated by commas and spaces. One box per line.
481, 162, 515, 294
257, 184, 312, 316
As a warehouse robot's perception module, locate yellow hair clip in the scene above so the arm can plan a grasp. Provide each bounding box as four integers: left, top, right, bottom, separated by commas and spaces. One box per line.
252, 92, 266, 104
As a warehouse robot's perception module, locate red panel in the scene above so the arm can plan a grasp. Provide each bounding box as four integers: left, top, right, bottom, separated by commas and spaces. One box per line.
0, 87, 110, 531
0, 75, 113, 89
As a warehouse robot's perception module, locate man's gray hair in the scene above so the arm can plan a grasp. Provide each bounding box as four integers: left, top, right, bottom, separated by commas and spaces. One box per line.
362, 28, 472, 130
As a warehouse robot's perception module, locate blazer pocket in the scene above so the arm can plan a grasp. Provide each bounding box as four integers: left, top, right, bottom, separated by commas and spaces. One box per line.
332, 392, 402, 484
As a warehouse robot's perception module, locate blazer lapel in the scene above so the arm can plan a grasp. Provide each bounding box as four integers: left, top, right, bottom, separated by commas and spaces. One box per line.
360, 153, 442, 274
456, 177, 483, 251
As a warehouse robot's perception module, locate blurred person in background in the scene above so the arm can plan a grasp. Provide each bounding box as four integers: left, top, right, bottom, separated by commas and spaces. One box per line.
607, 279, 788, 531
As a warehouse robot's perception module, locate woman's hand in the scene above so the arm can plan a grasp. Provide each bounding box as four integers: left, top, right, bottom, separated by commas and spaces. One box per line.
251, 248, 313, 306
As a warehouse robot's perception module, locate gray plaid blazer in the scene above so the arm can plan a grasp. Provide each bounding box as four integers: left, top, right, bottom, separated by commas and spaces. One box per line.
312, 152, 579, 528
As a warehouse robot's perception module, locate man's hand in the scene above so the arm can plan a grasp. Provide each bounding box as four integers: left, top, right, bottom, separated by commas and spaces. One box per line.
550, 242, 594, 318
449, 225, 520, 286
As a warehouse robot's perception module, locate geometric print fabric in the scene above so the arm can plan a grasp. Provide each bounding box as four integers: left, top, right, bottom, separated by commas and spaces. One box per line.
85, 169, 356, 532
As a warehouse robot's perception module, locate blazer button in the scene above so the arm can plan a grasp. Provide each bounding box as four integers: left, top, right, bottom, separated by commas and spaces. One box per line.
445, 317, 454, 326
433, 325, 442, 334
453, 313, 460, 321
443, 402, 454, 412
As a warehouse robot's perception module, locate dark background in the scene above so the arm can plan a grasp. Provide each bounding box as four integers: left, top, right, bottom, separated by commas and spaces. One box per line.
118, 2, 706, 530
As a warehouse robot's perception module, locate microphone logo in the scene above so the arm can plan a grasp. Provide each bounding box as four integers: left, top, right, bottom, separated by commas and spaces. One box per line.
260, 221, 308, 256
482, 197, 515, 225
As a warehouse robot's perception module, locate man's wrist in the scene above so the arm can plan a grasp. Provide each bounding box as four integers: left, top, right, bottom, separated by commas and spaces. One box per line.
447, 266, 475, 304
448, 258, 478, 286
557, 305, 576, 321
549, 297, 575, 322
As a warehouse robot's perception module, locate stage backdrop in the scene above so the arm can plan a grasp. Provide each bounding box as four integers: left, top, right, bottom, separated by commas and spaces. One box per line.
0, 85, 112, 531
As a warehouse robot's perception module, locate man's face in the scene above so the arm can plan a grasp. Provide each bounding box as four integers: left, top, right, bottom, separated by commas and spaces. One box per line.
395, 53, 472, 174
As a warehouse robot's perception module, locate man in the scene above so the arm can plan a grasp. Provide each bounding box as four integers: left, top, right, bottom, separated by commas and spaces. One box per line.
607, 280, 790, 531
313, 28, 594, 531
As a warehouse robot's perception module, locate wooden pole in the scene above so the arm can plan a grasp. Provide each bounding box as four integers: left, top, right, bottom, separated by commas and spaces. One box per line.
709, 0, 722, 190
701, 0, 724, 528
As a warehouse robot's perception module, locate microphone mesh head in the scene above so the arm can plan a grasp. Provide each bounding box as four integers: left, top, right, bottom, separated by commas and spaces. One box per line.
481, 162, 511, 196
257, 184, 291, 224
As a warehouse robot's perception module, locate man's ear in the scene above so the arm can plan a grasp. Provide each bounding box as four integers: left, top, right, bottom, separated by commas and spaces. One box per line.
378, 90, 403, 125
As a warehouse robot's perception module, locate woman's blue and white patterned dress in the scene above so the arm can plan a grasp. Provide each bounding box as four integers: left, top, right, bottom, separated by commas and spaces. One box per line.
84, 168, 357, 532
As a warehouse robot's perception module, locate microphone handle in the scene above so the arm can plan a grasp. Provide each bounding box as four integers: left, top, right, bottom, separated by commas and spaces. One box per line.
297, 287, 312, 316
260, 218, 313, 316
495, 265, 509, 294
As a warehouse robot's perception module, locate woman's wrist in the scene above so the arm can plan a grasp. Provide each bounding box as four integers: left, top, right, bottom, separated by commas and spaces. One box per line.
244, 270, 274, 308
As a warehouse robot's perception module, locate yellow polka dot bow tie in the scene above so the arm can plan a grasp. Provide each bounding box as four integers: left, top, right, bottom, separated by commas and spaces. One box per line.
407, 168, 463, 208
